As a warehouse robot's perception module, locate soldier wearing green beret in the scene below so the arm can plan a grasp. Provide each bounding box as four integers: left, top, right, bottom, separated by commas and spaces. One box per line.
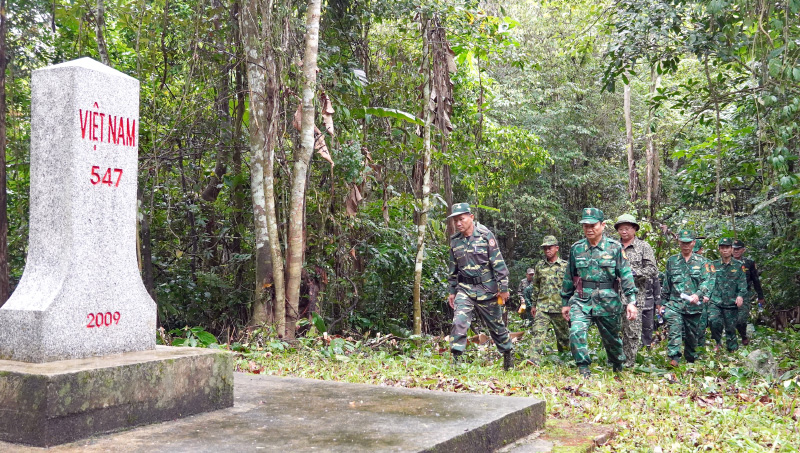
614, 214, 658, 368
708, 238, 748, 352
560, 208, 638, 377
523, 235, 569, 362
661, 229, 714, 366
732, 239, 765, 345
446, 203, 514, 370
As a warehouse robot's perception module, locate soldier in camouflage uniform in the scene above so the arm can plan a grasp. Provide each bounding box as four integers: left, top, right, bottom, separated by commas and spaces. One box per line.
614, 214, 658, 367
560, 208, 638, 377
517, 269, 536, 326
692, 240, 711, 348
642, 273, 661, 346
661, 229, 713, 366
446, 203, 514, 370
708, 238, 748, 352
523, 235, 568, 361
732, 239, 765, 345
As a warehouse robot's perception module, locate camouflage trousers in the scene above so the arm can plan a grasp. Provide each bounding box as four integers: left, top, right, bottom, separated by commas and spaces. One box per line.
709, 303, 739, 352
696, 302, 709, 347
663, 307, 700, 362
528, 310, 569, 359
569, 305, 625, 369
622, 300, 643, 367
451, 292, 512, 353
735, 297, 751, 340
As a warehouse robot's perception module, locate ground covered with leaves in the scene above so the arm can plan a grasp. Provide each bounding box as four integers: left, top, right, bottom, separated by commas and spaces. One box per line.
223, 322, 800, 451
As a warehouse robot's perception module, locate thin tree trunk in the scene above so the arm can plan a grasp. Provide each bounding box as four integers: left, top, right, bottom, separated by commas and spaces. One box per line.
285, 0, 321, 339
0, 0, 9, 305
95, 0, 111, 66
645, 66, 661, 215
241, 0, 286, 328
412, 16, 432, 336
624, 82, 637, 202
704, 59, 722, 204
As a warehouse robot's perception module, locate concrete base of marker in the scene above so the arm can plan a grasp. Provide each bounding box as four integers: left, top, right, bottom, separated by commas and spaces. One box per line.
0, 346, 233, 447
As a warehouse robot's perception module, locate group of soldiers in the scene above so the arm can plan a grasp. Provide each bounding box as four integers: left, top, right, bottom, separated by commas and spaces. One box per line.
446, 203, 764, 376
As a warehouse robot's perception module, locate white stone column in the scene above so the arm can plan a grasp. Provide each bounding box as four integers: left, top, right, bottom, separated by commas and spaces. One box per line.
0, 57, 156, 362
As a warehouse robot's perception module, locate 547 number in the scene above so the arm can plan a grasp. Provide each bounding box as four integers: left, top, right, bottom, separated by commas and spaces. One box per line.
90, 166, 123, 187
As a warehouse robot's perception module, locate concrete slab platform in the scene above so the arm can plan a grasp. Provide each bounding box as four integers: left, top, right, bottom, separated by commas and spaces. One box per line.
0, 346, 233, 447
0, 373, 545, 452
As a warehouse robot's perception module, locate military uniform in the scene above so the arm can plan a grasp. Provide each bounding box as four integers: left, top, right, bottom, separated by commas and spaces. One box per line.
642, 273, 661, 346
517, 273, 535, 325
524, 236, 568, 360
561, 208, 637, 374
661, 230, 713, 363
447, 204, 512, 359
733, 239, 764, 343
708, 239, 748, 352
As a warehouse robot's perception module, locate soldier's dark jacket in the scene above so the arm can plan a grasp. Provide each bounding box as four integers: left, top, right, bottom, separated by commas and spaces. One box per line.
660, 253, 712, 314
741, 257, 765, 300
560, 236, 637, 316
709, 258, 748, 307
448, 222, 509, 301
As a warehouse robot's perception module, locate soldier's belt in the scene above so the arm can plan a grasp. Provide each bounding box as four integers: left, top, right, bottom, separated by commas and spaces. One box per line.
458, 274, 492, 285
582, 281, 614, 290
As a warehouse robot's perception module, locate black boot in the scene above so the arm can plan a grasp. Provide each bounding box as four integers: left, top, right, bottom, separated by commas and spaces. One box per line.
452, 350, 463, 366
503, 351, 514, 371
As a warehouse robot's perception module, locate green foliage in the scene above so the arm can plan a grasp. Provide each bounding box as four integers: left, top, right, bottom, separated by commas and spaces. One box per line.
169, 326, 219, 348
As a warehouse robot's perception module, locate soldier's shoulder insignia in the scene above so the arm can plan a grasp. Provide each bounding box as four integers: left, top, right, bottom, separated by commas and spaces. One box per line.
709, 264, 715, 272
741, 266, 747, 272
488, 238, 496, 247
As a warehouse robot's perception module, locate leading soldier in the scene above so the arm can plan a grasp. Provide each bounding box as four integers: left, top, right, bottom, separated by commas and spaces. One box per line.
732, 239, 765, 345
446, 203, 514, 370
708, 238, 748, 352
613, 214, 658, 367
661, 229, 713, 366
560, 208, 638, 377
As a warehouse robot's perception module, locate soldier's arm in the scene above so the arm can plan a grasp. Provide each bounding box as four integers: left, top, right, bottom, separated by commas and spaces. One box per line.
560, 252, 576, 307
523, 284, 533, 306
661, 261, 671, 304
448, 247, 458, 295
640, 243, 658, 281
736, 264, 748, 298
486, 231, 509, 292
616, 248, 637, 302
700, 261, 716, 299
750, 261, 765, 300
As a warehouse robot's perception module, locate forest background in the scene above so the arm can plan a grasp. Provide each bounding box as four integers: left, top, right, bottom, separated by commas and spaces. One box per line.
2, 0, 799, 341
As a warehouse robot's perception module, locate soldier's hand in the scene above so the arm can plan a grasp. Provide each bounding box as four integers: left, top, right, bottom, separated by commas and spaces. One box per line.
561, 306, 570, 322
690, 294, 700, 305
530, 307, 537, 318
447, 294, 455, 309
499, 291, 510, 302
703, 296, 709, 303
626, 303, 638, 321
735, 296, 744, 307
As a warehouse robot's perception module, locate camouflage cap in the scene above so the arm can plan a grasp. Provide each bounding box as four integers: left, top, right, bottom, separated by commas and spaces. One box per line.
718, 237, 734, 247
447, 202, 472, 219
677, 228, 695, 242
526, 268, 536, 275
540, 235, 559, 246
614, 214, 640, 231
693, 240, 703, 252
579, 207, 604, 224
732, 239, 745, 249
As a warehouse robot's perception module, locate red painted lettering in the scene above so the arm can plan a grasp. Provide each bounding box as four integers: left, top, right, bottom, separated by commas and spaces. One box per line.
99, 113, 105, 142
108, 115, 117, 144
86, 312, 121, 328
79, 110, 90, 138
92, 111, 99, 141
117, 117, 125, 145
89, 166, 123, 187
126, 119, 136, 148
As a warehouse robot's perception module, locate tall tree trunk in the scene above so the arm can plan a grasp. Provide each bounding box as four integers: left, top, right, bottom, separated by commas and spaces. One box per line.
624, 82, 637, 202
645, 66, 661, 215
285, 0, 321, 339
95, 0, 111, 65
240, 0, 285, 329
704, 59, 723, 205
412, 16, 432, 336
0, 0, 9, 305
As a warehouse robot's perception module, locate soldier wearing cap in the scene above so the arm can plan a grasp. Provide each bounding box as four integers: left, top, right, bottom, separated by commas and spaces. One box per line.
523, 235, 568, 362
560, 208, 638, 377
613, 214, 658, 367
517, 268, 536, 326
446, 203, 514, 370
661, 229, 714, 366
708, 238, 748, 352
732, 239, 765, 345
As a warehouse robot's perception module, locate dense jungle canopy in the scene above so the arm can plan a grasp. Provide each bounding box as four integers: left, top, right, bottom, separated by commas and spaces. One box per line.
2, 0, 799, 340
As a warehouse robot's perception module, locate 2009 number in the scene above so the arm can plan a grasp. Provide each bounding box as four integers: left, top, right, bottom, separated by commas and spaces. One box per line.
90, 166, 123, 187
87, 312, 121, 328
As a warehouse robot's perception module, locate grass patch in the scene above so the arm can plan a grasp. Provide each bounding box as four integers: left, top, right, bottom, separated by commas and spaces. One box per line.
227, 323, 800, 451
